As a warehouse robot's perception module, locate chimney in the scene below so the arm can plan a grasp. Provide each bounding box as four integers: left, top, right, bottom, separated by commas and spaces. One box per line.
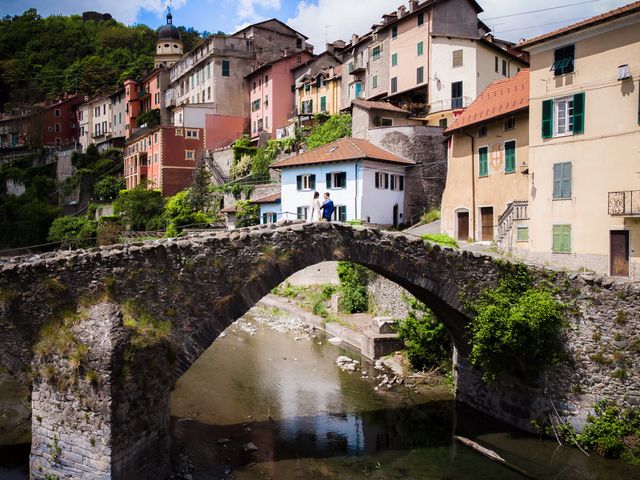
326, 43, 335, 54
397, 5, 406, 18
409, 0, 420, 12
485, 33, 494, 43
351, 33, 359, 44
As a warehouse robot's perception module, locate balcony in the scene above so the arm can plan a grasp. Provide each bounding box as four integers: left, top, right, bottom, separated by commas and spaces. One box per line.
350, 64, 366, 75
609, 190, 640, 216
428, 96, 473, 114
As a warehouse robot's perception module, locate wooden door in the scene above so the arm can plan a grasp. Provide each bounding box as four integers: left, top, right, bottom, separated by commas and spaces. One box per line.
393, 204, 399, 228
457, 211, 469, 241
480, 207, 494, 241
610, 230, 629, 277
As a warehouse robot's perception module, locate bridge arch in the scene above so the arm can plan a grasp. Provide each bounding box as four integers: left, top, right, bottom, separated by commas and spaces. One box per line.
0, 221, 579, 479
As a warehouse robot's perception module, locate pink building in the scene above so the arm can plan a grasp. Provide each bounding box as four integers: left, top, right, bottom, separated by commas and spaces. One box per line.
246, 51, 312, 140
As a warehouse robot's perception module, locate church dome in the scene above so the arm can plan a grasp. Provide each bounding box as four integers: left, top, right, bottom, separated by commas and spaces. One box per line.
158, 11, 181, 41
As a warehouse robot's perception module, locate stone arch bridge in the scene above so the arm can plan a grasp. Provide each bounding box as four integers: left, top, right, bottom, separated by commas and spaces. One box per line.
0, 221, 638, 479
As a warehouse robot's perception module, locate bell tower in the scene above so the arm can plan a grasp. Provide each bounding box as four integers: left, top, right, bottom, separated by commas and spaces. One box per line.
155, 6, 183, 69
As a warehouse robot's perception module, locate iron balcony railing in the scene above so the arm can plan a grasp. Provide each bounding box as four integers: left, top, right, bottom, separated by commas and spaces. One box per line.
608, 190, 640, 216
428, 96, 473, 113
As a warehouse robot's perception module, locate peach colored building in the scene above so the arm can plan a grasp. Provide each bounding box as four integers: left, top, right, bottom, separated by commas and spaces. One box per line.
519, 2, 640, 277
441, 70, 530, 246
246, 51, 312, 140
124, 126, 204, 196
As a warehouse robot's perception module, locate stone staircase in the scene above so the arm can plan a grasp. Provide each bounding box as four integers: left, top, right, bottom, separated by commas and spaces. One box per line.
496, 200, 528, 248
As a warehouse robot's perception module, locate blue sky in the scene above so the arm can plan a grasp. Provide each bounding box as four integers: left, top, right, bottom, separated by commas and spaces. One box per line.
1, 0, 633, 49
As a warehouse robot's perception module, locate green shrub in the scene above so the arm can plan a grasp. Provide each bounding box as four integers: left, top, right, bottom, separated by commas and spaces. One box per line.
464, 263, 566, 383
420, 209, 441, 224
93, 175, 125, 202
421, 233, 458, 248
395, 297, 452, 371
235, 199, 260, 228
112, 182, 164, 231
337, 261, 370, 313
306, 114, 352, 149
47, 216, 97, 248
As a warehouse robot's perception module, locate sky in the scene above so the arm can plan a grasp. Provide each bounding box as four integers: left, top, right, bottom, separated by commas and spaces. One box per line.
1, 0, 634, 49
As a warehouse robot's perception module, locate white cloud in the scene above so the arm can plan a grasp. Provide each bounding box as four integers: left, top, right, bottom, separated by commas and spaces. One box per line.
287, 0, 398, 51
237, 0, 282, 21
286, 0, 633, 50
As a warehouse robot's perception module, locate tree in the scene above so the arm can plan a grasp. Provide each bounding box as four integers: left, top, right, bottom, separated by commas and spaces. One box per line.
93, 175, 125, 202
187, 159, 213, 212
112, 183, 164, 231
306, 114, 352, 149
337, 261, 370, 313
47, 216, 96, 249
234, 200, 259, 228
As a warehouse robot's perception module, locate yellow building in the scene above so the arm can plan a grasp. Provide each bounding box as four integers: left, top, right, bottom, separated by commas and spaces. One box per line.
441, 70, 530, 247
294, 54, 342, 119
520, 2, 640, 277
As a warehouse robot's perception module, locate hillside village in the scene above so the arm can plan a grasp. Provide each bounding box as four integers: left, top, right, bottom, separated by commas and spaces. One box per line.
0, 0, 639, 279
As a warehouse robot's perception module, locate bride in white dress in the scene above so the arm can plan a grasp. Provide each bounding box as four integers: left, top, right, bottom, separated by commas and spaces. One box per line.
309, 191, 322, 222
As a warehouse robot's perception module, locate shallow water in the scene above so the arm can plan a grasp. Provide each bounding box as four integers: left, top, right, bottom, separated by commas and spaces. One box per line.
169, 311, 640, 480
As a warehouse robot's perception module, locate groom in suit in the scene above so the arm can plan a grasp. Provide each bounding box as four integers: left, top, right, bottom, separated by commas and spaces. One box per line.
321, 192, 335, 221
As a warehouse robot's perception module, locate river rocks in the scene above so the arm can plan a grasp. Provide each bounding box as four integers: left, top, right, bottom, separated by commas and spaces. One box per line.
243, 442, 259, 452
336, 356, 359, 372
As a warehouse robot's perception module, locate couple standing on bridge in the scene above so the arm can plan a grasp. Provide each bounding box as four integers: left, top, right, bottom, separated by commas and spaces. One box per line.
309, 191, 334, 222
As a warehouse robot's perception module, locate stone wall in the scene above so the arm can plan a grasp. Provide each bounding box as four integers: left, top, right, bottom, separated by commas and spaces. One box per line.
367, 274, 412, 319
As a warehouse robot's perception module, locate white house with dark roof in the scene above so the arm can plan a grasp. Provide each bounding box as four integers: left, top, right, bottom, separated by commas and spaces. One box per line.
270, 137, 414, 227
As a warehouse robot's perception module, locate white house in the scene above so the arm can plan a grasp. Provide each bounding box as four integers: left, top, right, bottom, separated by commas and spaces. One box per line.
254, 192, 282, 224
270, 137, 414, 227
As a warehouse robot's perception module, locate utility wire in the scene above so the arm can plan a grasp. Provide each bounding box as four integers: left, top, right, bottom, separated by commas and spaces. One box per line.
494, 16, 592, 34
482, 0, 602, 21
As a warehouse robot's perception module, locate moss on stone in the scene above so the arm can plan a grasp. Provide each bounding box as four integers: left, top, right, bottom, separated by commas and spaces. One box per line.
122, 300, 171, 348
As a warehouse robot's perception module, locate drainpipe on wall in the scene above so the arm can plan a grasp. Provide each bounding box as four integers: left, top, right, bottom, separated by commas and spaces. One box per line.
462, 129, 476, 242
354, 160, 359, 220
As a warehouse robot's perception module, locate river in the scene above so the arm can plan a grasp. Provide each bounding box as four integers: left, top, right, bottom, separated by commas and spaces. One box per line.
1, 305, 639, 479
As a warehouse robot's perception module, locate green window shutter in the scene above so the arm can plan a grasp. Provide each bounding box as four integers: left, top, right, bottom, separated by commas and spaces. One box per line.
326, 173, 332, 189
384, 173, 389, 189
517, 227, 529, 241
392, 53, 398, 66
320, 96, 326, 112
478, 147, 488, 177
399, 175, 404, 191
262, 213, 267, 224
339, 172, 346, 188
552, 225, 562, 253
417, 42, 423, 56
542, 99, 554, 138
562, 162, 572, 197
553, 225, 571, 253
296, 175, 302, 190
504, 140, 516, 173
310, 174, 316, 190
562, 225, 571, 253
572, 92, 585, 134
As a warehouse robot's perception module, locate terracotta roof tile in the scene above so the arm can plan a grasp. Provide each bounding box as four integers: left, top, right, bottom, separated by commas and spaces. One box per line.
446, 69, 529, 133
519, 1, 640, 48
271, 137, 414, 168
352, 99, 409, 114
251, 192, 281, 204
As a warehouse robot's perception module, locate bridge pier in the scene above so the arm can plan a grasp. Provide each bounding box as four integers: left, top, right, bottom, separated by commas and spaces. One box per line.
30, 303, 172, 479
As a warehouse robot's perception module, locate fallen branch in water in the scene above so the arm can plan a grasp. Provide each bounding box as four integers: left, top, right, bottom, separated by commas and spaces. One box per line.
453, 435, 540, 480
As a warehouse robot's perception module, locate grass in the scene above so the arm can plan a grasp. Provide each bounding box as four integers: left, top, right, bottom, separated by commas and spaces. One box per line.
272, 282, 337, 319
0, 287, 16, 305
421, 233, 459, 248
122, 300, 171, 348
420, 209, 441, 225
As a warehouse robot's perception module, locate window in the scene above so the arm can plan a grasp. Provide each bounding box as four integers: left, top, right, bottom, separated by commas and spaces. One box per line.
517, 226, 529, 242
221, 60, 230, 77
502, 59, 507, 76
251, 99, 261, 112
185, 150, 195, 160
54, 108, 61, 117
372, 75, 378, 89
257, 118, 263, 131
320, 96, 327, 112
392, 53, 398, 66
452, 49, 463, 67
553, 162, 572, 199
154, 153, 158, 164
417, 41, 424, 56
354, 82, 363, 99
543, 93, 585, 138
296, 206, 309, 220
451, 81, 463, 108
154, 132, 158, 143
348, 62, 354, 73
372, 45, 381, 60
504, 140, 516, 173
391, 77, 398, 93
504, 116, 516, 130
495, 56, 499, 73
186, 129, 199, 139
208, 86, 211, 100
301, 99, 313, 114
390, 174, 404, 191
207, 63, 211, 79
119, 112, 122, 123
296, 174, 316, 191
326, 171, 347, 189
54, 123, 61, 133
333, 205, 347, 222
265, 94, 269, 106
262, 212, 277, 224
552, 225, 571, 253
416, 66, 424, 84
439, 118, 448, 128
552, 45, 575, 76
380, 118, 392, 126
375, 172, 389, 189
478, 125, 487, 137
253, 120, 256, 132
103, 105, 106, 115
175, 128, 183, 136
478, 146, 488, 177
418, 13, 424, 26
392, 26, 398, 38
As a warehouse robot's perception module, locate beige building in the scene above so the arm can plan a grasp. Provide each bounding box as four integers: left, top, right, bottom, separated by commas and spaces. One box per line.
441, 70, 530, 246
294, 51, 343, 119
520, 2, 640, 278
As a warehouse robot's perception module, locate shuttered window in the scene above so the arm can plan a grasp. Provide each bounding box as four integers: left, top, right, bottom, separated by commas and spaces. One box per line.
417, 42, 424, 56
504, 140, 516, 173
552, 45, 575, 76
517, 227, 529, 242
552, 225, 571, 253
326, 172, 346, 189
392, 53, 398, 66
296, 174, 316, 191
320, 96, 327, 112
452, 49, 463, 67
572, 92, 585, 134
391, 77, 398, 93
221, 60, 230, 77
553, 162, 572, 199
542, 99, 553, 139
478, 146, 488, 177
